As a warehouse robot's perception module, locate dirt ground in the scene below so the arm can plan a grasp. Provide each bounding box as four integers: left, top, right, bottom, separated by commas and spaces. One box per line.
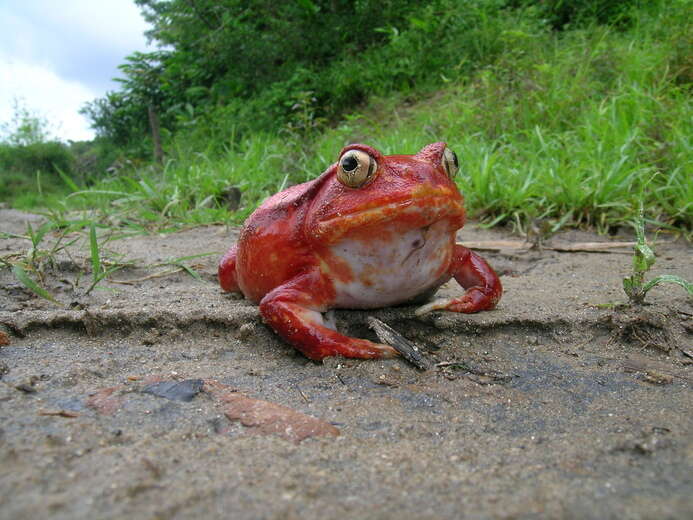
1, 208, 692, 520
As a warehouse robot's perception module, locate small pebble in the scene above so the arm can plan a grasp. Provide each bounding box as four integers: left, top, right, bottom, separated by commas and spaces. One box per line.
238, 323, 255, 340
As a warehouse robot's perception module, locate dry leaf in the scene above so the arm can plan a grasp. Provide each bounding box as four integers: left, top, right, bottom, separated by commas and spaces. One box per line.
86, 385, 125, 415
204, 380, 339, 443
223, 394, 339, 443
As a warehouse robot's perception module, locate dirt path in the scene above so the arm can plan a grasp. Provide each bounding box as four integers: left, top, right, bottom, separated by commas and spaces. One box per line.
1, 209, 692, 519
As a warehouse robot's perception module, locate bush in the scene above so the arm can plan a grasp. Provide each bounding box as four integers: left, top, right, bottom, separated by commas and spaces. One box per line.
510, 0, 641, 29
0, 141, 73, 178
167, 0, 542, 146
0, 141, 74, 206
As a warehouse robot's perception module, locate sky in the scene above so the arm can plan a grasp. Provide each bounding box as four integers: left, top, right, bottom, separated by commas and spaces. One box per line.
0, 0, 151, 142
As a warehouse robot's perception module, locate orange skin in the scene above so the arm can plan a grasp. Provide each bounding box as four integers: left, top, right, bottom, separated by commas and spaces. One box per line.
219, 142, 502, 361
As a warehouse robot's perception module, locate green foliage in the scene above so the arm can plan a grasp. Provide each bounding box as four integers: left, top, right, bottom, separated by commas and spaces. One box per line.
510, 0, 641, 29
0, 221, 79, 306
0, 142, 75, 208
0, 111, 131, 207
0, 98, 57, 146
434, 19, 692, 231
622, 207, 692, 305
81, 92, 150, 149
11, 264, 62, 305
82, 222, 127, 296
84, 0, 686, 157
1, 219, 154, 305
65, 132, 288, 228
85, 0, 522, 146
6, 0, 688, 237
0, 141, 73, 177
58, 0, 692, 233
0, 99, 76, 207
67, 139, 122, 185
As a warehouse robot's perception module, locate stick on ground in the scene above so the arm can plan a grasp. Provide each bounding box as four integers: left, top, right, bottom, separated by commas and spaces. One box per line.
367, 317, 430, 370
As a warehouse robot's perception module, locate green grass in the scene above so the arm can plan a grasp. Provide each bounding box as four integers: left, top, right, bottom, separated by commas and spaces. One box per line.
0, 217, 214, 306
622, 206, 692, 305
19, 1, 693, 235
1, 171, 71, 210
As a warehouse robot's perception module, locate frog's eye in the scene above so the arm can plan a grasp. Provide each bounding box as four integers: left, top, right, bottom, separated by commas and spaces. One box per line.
442, 147, 459, 179
337, 150, 377, 188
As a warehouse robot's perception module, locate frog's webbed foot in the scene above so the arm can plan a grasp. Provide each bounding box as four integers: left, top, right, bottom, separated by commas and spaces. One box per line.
218, 246, 240, 293
416, 244, 502, 316
415, 288, 492, 316
259, 273, 397, 361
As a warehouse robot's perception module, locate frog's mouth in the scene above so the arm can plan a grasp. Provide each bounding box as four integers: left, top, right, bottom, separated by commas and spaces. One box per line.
312, 190, 465, 244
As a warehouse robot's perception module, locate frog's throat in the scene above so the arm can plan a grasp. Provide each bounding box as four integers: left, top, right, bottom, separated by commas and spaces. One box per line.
311, 192, 465, 244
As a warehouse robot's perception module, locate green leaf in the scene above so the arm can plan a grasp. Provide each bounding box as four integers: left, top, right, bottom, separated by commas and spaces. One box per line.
295, 0, 319, 14
176, 263, 202, 281
83, 264, 125, 296
622, 277, 633, 294
12, 265, 61, 305
89, 222, 101, 283
33, 221, 54, 246
26, 221, 35, 243
642, 275, 693, 297
56, 166, 80, 192
67, 190, 131, 199
167, 252, 217, 263
138, 179, 158, 199
622, 276, 641, 302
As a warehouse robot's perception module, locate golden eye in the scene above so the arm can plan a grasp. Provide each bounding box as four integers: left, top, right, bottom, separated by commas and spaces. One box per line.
337, 150, 377, 188
442, 147, 459, 178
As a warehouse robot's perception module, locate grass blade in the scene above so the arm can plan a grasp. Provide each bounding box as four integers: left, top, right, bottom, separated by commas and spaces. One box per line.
12, 265, 61, 305
167, 252, 217, 262
56, 166, 80, 192
89, 222, 101, 283
176, 263, 202, 281
642, 275, 693, 298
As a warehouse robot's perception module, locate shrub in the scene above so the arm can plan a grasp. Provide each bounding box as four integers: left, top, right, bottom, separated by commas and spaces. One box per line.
0, 141, 73, 179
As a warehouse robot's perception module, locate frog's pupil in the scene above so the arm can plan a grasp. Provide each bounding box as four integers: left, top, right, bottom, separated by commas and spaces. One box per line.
452, 151, 458, 168
342, 155, 358, 171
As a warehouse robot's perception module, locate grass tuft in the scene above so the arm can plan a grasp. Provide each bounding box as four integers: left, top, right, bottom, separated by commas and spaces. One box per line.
623, 206, 692, 305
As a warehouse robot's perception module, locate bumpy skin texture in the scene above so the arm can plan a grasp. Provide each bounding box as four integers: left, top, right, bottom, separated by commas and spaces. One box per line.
219, 142, 502, 360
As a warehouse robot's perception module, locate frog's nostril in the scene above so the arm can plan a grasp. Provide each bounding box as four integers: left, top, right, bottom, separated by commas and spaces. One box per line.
412, 239, 423, 248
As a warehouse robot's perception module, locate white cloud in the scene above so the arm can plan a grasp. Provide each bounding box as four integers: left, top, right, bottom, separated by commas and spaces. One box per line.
1, 58, 96, 142
0, 0, 151, 142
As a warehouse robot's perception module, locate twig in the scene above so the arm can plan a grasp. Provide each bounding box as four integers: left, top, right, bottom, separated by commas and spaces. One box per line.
110, 267, 184, 285
367, 317, 430, 370
463, 240, 635, 253
296, 385, 310, 404
38, 409, 80, 418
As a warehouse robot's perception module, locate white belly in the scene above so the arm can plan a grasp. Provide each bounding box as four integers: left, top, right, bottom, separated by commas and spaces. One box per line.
327, 220, 454, 309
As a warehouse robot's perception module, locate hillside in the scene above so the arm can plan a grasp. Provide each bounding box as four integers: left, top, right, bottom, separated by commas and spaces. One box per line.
1, 0, 690, 234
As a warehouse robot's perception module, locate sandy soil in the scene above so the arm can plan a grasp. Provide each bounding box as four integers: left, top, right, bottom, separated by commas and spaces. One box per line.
1, 209, 692, 519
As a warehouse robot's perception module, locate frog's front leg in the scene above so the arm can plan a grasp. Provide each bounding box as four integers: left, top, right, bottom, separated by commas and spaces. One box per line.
416, 244, 502, 316
218, 246, 240, 292
259, 270, 397, 361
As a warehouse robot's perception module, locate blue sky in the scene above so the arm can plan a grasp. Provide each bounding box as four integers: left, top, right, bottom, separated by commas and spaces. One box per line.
0, 0, 151, 141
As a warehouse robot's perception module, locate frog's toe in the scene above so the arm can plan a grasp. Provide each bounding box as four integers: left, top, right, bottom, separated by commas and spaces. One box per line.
371, 343, 399, 359
319, 339, 397, 360
415, 287, 497, 315
414, 298, 451, 316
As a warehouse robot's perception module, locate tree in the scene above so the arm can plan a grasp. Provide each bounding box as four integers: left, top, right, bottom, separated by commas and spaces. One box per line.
117, 51, 168, 163
0, 98, 56, 146
82, 0, 422, 145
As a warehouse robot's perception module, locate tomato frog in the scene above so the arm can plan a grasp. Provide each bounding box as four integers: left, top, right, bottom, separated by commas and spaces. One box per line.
219, 143, 502, 360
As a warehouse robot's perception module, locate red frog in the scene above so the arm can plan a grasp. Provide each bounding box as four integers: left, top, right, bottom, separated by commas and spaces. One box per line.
219, 143, 502, 361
